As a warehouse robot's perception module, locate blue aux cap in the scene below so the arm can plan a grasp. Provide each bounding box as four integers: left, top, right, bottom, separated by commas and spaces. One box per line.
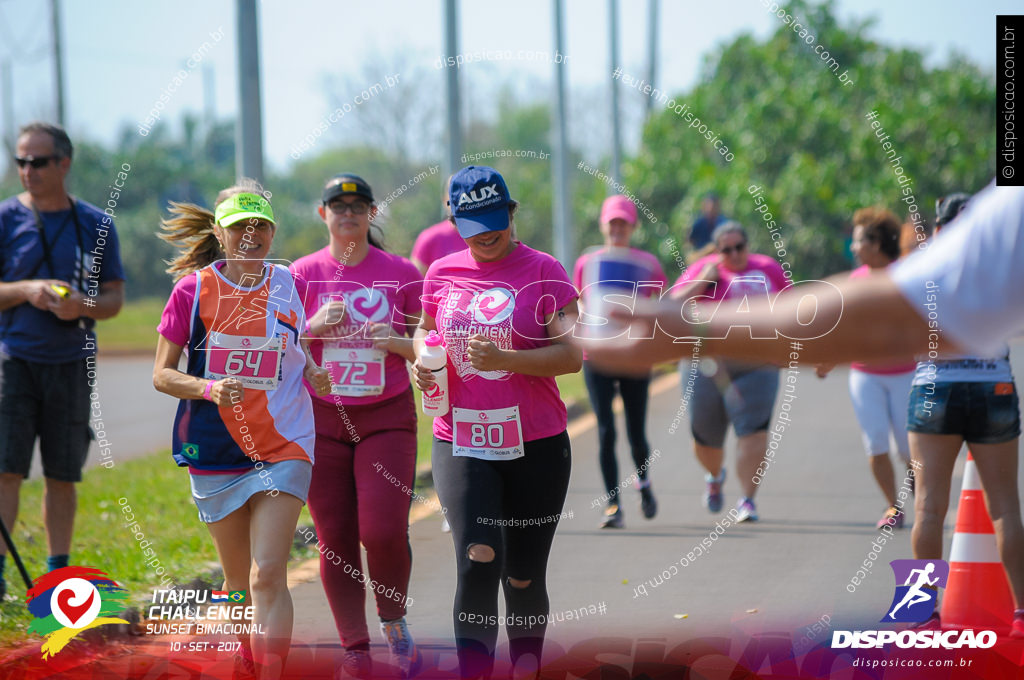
448, 165, 512, 238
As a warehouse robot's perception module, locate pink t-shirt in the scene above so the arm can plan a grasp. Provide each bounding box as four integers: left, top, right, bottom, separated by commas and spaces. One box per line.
674, 252, 790, 302
849, 265, 916, 375
422, 244, 578, 443
290, 246, 422, 405
572, 246, 668, 295
411, 221, 465, 270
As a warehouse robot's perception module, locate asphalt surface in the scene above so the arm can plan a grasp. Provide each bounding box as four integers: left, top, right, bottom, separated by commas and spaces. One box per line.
286, 346, 1024, 664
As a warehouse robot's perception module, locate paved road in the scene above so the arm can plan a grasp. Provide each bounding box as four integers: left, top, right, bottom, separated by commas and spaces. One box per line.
288, 347, 1024, 667
51, 349, 1024, 672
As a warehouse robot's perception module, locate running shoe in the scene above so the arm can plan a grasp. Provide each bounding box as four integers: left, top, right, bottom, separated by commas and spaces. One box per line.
639, 485, 658, 520
601, 503, 624, 529
735, 497, 758, 523
337, 648, 373, 680
703, 469, 726, 513
877, 506, 904, 530
1011, 610, 1024, 639
381, 617, 422, 678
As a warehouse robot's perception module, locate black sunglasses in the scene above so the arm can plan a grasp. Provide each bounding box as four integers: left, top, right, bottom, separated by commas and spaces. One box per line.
719, 241, 747, 255
326, 199, 372, 215
14, 155, 59, 169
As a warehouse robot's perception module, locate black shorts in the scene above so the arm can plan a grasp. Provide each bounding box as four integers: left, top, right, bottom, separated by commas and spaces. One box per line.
0, 353, 92, 481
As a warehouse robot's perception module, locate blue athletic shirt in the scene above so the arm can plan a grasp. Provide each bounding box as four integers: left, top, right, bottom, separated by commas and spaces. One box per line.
0, 196, 125, 362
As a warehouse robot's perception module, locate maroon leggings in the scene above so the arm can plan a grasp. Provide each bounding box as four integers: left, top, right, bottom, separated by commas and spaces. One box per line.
307, 388, 417, 647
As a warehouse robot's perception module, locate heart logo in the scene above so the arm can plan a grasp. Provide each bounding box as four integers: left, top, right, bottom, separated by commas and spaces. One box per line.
424, 383, 440, 397
347, 289, 388, 322
51, 579, 100, 629
472, 288, 514, 324
57, 589, 94, 627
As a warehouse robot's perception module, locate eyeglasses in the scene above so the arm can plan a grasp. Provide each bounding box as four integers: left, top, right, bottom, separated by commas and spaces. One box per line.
14, 155, 59, 169
719, 242, 747, 255
326, 199, 371, 215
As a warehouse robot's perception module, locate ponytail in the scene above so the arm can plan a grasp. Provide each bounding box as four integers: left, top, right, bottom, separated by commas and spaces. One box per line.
159, 178, 271, 281
159, 201, 222, 281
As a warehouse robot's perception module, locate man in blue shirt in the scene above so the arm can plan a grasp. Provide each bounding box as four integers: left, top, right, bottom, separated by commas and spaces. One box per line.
688, 192, 727, 250
0, 122, 125, 597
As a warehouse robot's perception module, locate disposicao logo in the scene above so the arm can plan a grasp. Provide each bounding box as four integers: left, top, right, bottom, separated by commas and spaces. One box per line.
832, 559, 996, 650
26, 566, 129, 659
882, 559, 948, 623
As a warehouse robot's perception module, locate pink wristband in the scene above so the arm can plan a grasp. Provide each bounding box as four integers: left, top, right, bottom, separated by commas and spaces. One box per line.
203, 380, 215, 401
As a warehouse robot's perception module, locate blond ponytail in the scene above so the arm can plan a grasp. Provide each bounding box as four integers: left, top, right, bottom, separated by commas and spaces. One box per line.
159, 202, 223, 281
159, 179, 272, 281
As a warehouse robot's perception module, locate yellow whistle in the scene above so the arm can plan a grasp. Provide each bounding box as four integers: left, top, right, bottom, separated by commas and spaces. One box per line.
50, 284, 70, 299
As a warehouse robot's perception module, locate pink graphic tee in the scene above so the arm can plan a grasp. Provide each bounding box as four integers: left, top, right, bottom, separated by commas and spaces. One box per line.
674, 252, 790, 303
422, 244, 578, 443
411, 221, 466, 269
290, 246, 422, 405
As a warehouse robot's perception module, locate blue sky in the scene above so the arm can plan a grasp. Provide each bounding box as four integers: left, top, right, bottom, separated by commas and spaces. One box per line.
0, 0, 1017, 172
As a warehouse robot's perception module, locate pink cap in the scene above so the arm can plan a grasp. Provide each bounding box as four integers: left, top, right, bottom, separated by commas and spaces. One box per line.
600, 195, 638, 225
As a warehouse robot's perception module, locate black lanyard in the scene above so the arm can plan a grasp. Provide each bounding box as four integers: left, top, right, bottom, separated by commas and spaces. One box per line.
27, 197, 86, 290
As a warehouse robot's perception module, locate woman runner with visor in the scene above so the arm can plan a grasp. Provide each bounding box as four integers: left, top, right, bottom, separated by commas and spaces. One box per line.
154, 182, 330, 678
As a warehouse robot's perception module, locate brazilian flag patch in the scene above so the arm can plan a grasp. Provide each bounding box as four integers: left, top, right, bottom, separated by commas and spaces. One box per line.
229, 591, 246, 602
181, 443, 200, 460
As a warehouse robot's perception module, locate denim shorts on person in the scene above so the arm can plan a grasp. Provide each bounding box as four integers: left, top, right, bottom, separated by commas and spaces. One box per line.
907, 381, 1021, 444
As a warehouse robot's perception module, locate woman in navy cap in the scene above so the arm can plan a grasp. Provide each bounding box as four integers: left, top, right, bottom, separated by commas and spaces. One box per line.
413, 166, 581, 679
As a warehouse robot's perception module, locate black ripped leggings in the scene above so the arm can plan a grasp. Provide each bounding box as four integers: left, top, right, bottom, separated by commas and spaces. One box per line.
432, 431, 572, 679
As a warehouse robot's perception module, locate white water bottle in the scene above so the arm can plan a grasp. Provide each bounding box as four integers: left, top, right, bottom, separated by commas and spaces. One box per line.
418, 330, 449, 417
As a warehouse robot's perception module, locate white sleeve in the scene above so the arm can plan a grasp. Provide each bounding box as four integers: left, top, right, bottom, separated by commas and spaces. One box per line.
891, 181, 1024, 356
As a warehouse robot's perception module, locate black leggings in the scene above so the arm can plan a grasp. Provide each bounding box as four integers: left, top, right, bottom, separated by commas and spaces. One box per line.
583, 363, 652, 499
432, 431, 572, 679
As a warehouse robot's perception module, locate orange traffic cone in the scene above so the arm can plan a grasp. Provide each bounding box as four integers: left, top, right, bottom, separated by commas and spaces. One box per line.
941, 452, 1014, 630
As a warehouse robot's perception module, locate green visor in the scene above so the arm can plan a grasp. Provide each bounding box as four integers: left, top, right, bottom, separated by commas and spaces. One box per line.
214, 192, 276, 227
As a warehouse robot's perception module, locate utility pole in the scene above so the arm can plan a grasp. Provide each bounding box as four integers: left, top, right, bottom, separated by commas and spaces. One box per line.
645, 0, 658, 119
2, 61, 13, 156
551, 0, 573, 268
444, 0, 463, 184
235, 0, 264, 182
50, 0, 65, 126
203, 64, 216, 132
609, 0, 622, 184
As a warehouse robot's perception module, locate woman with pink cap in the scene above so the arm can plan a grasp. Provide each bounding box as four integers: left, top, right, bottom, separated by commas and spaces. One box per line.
572, 195, 667, 528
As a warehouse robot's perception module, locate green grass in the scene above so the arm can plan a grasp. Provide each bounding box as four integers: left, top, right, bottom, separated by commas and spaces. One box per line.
0, 452, 315, 647
94, 297, 165, 352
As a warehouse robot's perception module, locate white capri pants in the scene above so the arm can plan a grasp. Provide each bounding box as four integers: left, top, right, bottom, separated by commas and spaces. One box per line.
848, 368, 913, 459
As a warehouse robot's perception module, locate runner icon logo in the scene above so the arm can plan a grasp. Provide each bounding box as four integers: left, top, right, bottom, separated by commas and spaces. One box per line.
882, 559, 948, 623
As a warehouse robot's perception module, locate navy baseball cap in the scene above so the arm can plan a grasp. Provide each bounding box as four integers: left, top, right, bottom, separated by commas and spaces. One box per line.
449, 166, 512, 238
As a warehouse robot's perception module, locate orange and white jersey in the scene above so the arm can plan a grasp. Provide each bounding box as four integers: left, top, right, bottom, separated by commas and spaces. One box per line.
158, 262, 314, 470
